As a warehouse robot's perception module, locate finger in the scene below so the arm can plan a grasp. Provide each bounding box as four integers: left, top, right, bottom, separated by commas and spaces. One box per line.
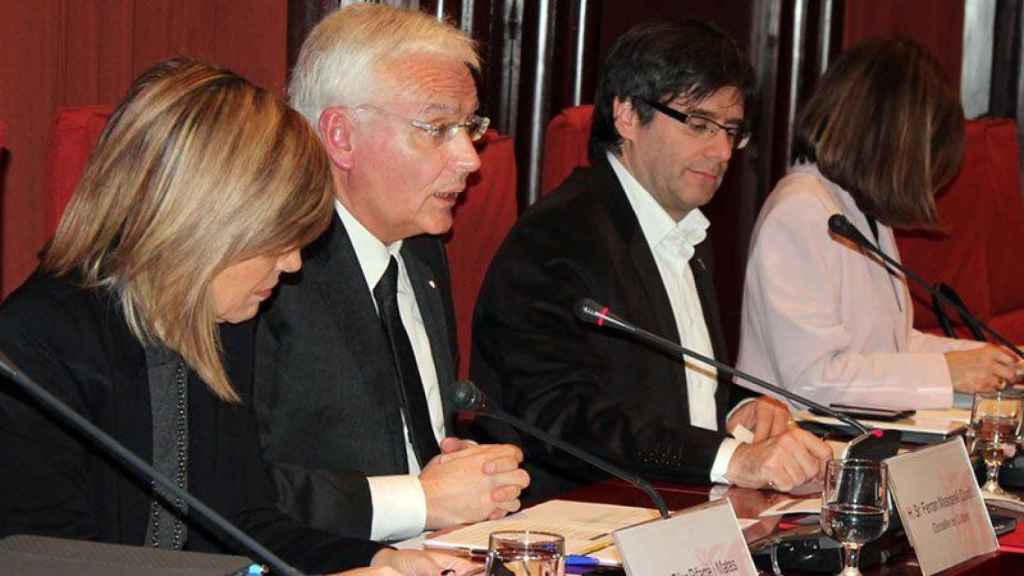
766, 462, 797, 492
439, 437, 468, 454
488, 469, 531, 489
494, 497, 522, 513
483, 455, 523, 475
779, 454, 810, 489
491, 484, 523, 502
989, 363, 1017, 382
768, 409, 790, 439
752, 407, 774, 443
797, 430, 835, 463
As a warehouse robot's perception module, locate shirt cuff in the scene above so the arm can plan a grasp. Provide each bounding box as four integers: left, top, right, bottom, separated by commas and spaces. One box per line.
367, 475, 427, 542
709, 437, 741, 485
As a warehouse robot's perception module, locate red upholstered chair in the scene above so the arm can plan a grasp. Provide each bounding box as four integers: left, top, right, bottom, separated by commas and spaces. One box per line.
0, 120, 8, 207
541, 105, 593, 196
45, 106, 113, 236
445, 130, 519, 379
895, 118, 1024, 341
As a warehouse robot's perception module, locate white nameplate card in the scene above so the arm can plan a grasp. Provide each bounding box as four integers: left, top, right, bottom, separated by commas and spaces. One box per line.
886, 438, 997, 575
613, 498, 757, 576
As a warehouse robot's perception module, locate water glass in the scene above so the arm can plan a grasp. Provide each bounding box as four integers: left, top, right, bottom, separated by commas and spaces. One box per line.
970, 389, 1024, 497
820, 459, 890, 576
485, 531, 565, 576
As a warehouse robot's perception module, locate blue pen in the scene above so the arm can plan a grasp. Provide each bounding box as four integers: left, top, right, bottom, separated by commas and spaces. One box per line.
566, 554, 600, 567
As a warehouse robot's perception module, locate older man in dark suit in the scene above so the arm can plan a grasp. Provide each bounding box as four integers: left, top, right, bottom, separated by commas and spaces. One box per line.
472, 21, 832, 500
254, 4, 529, 542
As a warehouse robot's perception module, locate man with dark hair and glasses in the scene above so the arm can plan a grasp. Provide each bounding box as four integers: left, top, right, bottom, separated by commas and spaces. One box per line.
253, 4, 528, 542
471, 20, 831, 499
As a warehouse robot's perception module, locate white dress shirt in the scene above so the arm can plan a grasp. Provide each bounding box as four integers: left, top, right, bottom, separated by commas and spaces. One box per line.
607, 153, 740, 483
335, 200, 445, 541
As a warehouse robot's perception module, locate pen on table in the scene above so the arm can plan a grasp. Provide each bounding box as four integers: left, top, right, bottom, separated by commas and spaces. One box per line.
566, 554, 601, 567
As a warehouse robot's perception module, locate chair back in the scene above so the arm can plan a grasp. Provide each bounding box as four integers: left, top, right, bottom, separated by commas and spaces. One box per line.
541, 105, 593, 197
45, 106, 113, 236
895, 118, 1024, 339
446, 130, 519, 378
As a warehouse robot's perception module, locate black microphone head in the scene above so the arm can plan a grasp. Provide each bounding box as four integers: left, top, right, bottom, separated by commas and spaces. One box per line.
444, 379, 486, 412
828, 213, 871, 246
574, 298, 604, 325
827, 213, 853, 236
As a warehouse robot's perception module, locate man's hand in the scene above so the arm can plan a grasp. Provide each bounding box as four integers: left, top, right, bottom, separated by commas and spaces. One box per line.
420, 439, 530, 529
726, 396, 792, 442
343, 549, 477, 576
946, 345, 1021, 393
725, 428, 832, 493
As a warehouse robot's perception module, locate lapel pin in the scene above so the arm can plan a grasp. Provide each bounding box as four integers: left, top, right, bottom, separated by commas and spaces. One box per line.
428, 280, 436, 289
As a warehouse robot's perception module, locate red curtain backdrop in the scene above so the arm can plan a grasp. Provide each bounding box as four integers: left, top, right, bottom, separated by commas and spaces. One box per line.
843, 0, 965, 86
0, 0, 288, 296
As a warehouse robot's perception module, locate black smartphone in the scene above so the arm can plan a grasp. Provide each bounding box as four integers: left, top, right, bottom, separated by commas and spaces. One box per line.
809, 403, 915, 422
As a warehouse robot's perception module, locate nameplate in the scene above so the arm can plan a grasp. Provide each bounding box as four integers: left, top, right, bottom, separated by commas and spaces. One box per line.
613, 498, 756, 576
886, 438, 997, 575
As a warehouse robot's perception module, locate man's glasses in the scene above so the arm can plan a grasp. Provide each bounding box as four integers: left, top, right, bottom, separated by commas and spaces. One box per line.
639, 98, 751, 150
361, 105, 490, 147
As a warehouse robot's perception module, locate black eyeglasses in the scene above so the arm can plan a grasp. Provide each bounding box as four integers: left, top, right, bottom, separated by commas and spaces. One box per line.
639, 98, 751, 150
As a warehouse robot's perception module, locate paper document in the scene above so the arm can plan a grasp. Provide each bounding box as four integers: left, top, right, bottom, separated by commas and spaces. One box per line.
425, 499, 661, 565
797, 408, 970, 440
759, 496, 822, 517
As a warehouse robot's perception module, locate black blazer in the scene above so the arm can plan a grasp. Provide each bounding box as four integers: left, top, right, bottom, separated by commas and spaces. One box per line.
471, 159, 745, 499
255, 213, 459, 538
0, 272, 382, 574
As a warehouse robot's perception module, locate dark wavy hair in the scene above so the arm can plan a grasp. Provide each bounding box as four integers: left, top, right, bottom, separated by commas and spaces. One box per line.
792, 38, 965, 228
588, 20, 756, 162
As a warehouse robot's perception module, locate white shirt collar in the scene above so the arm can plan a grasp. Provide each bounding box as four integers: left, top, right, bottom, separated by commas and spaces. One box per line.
607, 152, 709, 260
334, 199, 403, 290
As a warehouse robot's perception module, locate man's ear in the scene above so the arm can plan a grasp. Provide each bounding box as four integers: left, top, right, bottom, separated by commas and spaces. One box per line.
612, 97, 641, 143
318, 106, 356, 170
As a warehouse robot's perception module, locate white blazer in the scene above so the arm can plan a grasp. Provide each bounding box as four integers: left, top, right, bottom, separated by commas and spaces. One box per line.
736, 164, 979, 410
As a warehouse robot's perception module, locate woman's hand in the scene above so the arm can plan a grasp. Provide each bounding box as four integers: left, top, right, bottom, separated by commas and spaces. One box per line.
945, 345, 1021, 393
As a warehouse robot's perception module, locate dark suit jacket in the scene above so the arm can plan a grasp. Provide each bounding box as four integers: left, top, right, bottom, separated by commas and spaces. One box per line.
255, 213, 459, 539
471, 159, 748, 499
0, 272, 382, 574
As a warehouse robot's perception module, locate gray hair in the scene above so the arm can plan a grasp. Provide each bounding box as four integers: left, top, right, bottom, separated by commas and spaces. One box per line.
289, 3, 479, 126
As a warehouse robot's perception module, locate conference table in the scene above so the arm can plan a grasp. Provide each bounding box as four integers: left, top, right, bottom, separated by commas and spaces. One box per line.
558, 478, 1024, 575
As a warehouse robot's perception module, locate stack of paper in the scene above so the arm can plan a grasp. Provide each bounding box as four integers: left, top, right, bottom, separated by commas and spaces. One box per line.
424, 499, 663, 566
797, 408, 970, 443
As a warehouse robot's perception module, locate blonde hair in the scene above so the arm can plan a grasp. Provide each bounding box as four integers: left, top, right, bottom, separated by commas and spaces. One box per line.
289, 3, 479, 125
44, 58, 333, 402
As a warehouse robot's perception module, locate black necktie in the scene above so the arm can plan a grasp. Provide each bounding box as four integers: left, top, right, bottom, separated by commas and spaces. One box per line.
374, 256, 441, 467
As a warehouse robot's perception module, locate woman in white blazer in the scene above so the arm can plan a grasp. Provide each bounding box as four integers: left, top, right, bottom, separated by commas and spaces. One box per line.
736, 39, 1021, 410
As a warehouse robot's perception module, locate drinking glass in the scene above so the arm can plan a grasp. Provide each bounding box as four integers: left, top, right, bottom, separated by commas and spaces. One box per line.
971, 389, 1024, 497
820, 459, 890, 576
485, 531, 565, 576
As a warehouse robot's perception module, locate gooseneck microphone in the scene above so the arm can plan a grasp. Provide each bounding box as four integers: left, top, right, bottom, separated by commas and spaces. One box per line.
573, 298, 870, 435
0, 350, 305, 576
827, 213, 1024, 359
444, 379, 670, 519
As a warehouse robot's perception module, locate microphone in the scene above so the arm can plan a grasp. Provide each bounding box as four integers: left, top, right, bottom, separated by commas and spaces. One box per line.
573, 298, 870, 435
0, 349, 305, 576
827, 213, 1024, 359
444, 379, 670, 519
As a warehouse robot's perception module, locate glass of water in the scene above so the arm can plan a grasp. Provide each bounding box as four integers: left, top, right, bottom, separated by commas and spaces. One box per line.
486, 531, 565, 576
820, 459, 890, 576
971, 389, 1024, 497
